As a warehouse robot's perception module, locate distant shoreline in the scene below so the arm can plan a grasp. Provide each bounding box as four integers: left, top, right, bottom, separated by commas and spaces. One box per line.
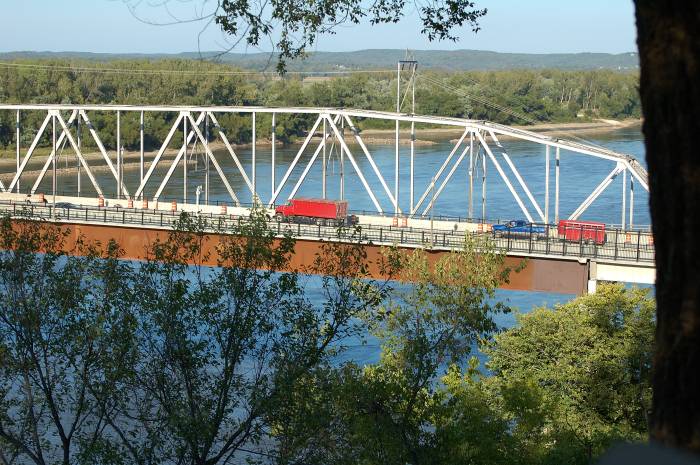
359, 118, 642, 143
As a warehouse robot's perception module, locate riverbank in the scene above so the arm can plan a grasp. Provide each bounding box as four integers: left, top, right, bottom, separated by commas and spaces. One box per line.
359, 118, 642, 143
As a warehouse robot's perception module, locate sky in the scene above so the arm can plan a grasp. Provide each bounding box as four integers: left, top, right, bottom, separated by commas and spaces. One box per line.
0, 0, 637, 55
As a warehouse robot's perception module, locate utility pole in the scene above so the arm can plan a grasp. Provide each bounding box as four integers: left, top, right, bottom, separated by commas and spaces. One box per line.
397, 56, 418, 216
15, 110, 20, 193
430, 176, 435, 247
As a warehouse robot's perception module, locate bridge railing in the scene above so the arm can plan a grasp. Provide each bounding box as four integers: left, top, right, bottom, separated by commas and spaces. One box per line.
0, 202, 655, 265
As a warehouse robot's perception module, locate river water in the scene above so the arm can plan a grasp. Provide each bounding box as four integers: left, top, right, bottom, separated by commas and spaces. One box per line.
34, 126, 649, 366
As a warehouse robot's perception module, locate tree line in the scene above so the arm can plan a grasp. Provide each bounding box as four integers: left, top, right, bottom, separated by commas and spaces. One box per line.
0, 210, 654, 465
0, 59, 640, 153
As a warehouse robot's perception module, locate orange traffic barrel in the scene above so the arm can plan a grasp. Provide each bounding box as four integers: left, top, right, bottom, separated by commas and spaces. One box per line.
171, 200, 177, 212
142, 198, 148, 209
220, 204, 227, 215
127, 198, 133, 208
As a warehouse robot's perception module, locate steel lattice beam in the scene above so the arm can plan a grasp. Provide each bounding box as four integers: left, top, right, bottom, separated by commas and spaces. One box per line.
0, 104, 648, 225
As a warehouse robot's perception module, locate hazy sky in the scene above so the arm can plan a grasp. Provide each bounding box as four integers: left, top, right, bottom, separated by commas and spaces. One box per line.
1, 0, 637, 54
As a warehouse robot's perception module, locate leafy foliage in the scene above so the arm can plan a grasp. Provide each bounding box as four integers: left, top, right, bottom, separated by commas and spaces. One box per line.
213, 0, 485, 72
271, 280, 655, 465
271, 235, 514, 465
483, 284, 655, 464
0, 59, 640, 153
0, 209, 655, 465
0, 215, 134, 465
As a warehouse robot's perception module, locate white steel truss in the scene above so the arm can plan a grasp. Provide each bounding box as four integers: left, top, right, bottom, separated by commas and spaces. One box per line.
0, 104, 648, 227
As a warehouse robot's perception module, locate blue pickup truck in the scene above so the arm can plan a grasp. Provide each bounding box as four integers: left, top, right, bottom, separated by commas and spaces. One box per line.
492, 220, 547, 239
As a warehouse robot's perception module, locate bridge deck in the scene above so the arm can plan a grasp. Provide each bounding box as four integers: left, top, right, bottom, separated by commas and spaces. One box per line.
0, 196, 656, 294
0, 197, 654, 267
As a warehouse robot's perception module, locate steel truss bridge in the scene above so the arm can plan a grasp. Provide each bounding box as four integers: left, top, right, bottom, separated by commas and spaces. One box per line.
0, 104, 654, 294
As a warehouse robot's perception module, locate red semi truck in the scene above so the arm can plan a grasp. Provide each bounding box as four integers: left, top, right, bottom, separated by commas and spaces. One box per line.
558, 219, 607, 245
275, 198, 357, 226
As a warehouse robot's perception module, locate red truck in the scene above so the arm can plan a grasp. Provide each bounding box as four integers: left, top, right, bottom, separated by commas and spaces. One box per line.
558, 219, 607, 245
275, 198, 357, 226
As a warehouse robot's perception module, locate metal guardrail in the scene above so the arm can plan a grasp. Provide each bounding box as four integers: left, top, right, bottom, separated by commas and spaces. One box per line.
0, 201, 655, 265
21, 191, 652, 232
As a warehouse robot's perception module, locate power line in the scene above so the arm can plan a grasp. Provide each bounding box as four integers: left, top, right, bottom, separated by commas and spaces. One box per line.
0, 61, 393, 77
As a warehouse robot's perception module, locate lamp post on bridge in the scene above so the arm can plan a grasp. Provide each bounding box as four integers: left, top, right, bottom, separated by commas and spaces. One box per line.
196, 185, 202, 208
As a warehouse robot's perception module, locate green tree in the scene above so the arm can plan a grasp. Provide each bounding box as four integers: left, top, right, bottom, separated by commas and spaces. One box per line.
272, 235, 513, 465
484, 283, 655, 464
0, 215, 135, 465
96, 210, 394, 464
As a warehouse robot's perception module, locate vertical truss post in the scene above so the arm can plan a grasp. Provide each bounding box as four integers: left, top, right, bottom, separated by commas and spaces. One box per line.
469, 130, 474, 218
410, 122, 415, 213
396, 63, 401, 215
140, 110, 144, 192
481, 143, 486, 220
340, 118, 345, 200
271, 112, 276, 201
119, 146, 124, 200
629, 177, 635, 229
183, 115, 188, 203
15, 110, 19, 193
322, 117, 326, 199
621, 168, 627, 229
555, 146, 560, 224
77, 115, 81, 197
395, 121, 400, 215
205, 113, 210, 204
545, 145, 550, 224
117, 110, 121, 199
52, 113, 56, 208
252, 111, 256, 203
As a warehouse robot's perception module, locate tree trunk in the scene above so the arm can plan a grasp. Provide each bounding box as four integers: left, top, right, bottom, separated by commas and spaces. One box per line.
634, 0, 700, 453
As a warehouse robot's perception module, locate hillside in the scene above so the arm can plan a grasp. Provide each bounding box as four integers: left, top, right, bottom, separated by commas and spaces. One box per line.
0, 49, 639, 72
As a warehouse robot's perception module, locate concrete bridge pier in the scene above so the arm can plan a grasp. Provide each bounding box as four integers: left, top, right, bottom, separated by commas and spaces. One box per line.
586, 260, 656, 294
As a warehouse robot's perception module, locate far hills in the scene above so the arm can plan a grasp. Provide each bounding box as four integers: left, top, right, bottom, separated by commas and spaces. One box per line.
0, 49, 639, 72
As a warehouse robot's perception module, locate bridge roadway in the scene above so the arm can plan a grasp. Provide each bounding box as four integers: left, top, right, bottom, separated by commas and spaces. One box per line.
0, 193, 655, 295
